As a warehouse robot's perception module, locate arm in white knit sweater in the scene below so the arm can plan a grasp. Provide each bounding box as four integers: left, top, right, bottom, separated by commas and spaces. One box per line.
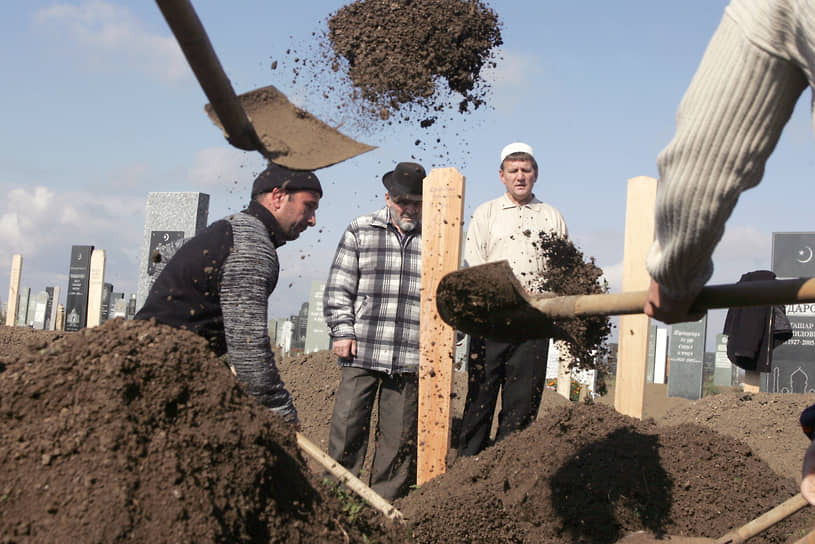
644, 9, 808, 322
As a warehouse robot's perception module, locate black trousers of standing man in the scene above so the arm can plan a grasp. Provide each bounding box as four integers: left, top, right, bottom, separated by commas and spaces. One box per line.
457, 336, 549, 456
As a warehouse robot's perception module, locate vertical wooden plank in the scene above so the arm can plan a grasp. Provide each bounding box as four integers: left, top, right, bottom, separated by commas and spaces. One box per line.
614, 176, 657, 419
418, 167, 465, 485
6, 254, 22, 327
86, 249, 106, 328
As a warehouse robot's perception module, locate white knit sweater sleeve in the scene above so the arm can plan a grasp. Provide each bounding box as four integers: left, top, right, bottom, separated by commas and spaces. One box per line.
645, 7, 809, 298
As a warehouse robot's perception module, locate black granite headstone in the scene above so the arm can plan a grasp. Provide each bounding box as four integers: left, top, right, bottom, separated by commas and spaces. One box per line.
147, 230, 185, 276
766, 304, 815, 393
64, 245, 93, 332
44, 286, 55, 330
100, 282, 113, 324
667, 314, 707, 400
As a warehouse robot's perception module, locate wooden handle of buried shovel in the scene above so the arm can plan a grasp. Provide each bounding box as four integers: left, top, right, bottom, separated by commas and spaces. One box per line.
155, 0, 265, 153
714, 492, 809, 544
529, 277, 815, 320
295, 432, 405, 523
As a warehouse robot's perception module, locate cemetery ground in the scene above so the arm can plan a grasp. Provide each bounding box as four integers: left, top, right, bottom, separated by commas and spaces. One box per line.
3, 321, 815, 542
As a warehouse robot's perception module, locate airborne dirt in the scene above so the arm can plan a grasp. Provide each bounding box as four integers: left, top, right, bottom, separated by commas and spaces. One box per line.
4, 322, 815, 543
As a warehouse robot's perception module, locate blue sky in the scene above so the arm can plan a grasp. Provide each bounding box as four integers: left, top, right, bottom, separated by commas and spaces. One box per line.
2, 1, 814, 349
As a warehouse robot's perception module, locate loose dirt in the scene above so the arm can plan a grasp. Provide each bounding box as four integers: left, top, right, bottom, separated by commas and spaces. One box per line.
270, 0, 503, 167
4, 322, 815, 543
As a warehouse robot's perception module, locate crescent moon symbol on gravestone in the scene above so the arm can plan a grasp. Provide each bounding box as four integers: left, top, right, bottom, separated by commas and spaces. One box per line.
797, 246, 814, 264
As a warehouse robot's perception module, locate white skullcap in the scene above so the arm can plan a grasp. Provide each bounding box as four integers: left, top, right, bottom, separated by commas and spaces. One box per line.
500, 142, 535, 162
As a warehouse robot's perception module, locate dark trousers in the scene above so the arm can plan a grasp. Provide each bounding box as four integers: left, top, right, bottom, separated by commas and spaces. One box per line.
327, 366, 418, 502
457, 336, 549, 456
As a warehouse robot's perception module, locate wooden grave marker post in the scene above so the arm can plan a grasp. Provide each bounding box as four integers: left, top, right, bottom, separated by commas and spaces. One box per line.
614, 176, 657, 419
418, 167, 465, 485
6, 254, 22, 327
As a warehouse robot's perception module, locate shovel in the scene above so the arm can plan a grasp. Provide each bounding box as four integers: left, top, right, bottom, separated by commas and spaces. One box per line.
616, 492, 810, 543
436, 261, 815, 343
156, 0, 375, 170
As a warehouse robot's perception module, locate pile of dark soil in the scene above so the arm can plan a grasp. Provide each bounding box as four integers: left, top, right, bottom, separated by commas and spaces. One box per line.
0, 321, 403, 543
396, 402, 815, 543
327, 0, 502, 116
5, 324, 815, 543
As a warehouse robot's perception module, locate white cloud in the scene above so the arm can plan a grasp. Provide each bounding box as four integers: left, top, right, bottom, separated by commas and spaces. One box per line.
710, 225, 771, 283
482, 48, 543, 114
35, 0, 188, 83
187, 146, 265, 188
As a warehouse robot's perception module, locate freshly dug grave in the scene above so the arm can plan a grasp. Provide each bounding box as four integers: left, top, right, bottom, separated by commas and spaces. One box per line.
5, 324, 815, 543
284, 349, 815, 542
0, 321, 403, 543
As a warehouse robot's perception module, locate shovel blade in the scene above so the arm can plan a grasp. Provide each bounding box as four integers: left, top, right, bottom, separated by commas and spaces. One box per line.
436, 261, 571, 343
206, 85, 375, 170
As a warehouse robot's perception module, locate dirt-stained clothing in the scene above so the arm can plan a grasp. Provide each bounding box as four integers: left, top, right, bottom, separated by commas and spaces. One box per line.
136, 200, 297, 423
323, 206, 422, 374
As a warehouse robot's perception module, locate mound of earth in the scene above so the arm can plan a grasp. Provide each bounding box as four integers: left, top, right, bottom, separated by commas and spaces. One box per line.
396, 402, 815, 543
4, 324, 815, 542
0, 321, 403, 543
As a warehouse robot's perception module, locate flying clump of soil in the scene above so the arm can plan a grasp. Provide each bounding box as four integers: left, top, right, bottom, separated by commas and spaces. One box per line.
326, 0, 503, 116
270, 0, 503, 166
532, 232, 614, 371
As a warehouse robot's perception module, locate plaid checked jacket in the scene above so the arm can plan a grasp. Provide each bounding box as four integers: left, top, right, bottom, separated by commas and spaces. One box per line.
323, 206, 421, 374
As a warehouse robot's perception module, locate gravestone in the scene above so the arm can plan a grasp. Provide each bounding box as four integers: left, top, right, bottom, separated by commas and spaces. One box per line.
44, 286, 55, 329
767, 232, 815, 393
32, 291, 49, 330
100, 282, 113, 324
654, 326, 667, 384
766, 303, 815, 393
47, 286, 61, 330
278, 320, 293, 355
136, 192, 209, 310
6, 254, 22, 326
86, 249, 106, 328
16, 287, 30, 327
667, 314, 707, 400
713, 333, 733, 386
126, 294, 137, 320
304, 280, 330, 353
64, 245, 93, 331
646, 321, 657, 383
110, 297, 128, 320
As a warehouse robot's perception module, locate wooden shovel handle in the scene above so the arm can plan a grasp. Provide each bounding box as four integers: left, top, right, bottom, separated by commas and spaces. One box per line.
529, 277, 815, 320
714, 492, 808, 544
296, 432, 405, 523
155, 0, 264, 152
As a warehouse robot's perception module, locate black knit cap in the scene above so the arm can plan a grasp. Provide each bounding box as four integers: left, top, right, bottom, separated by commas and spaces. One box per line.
251, 163, 323, 199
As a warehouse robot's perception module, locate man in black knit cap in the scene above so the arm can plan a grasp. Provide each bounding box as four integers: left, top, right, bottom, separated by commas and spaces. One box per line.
137, 163, 322, 426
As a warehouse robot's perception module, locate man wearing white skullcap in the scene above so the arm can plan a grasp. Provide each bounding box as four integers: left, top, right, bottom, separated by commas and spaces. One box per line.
458, 142, 568, 456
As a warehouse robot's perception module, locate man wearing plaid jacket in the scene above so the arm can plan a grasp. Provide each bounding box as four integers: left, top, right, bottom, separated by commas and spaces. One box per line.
323, 161, 426, 502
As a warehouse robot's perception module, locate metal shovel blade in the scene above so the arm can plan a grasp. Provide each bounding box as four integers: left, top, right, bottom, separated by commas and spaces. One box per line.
157, 0, 375, 170
204, 86, 376, 171
436, 261, 815, 342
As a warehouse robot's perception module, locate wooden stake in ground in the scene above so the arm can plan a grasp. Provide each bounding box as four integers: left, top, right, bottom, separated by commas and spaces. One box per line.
6, 254, 22, 327
418, 168, 465, 485
615, 176, 657, 419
